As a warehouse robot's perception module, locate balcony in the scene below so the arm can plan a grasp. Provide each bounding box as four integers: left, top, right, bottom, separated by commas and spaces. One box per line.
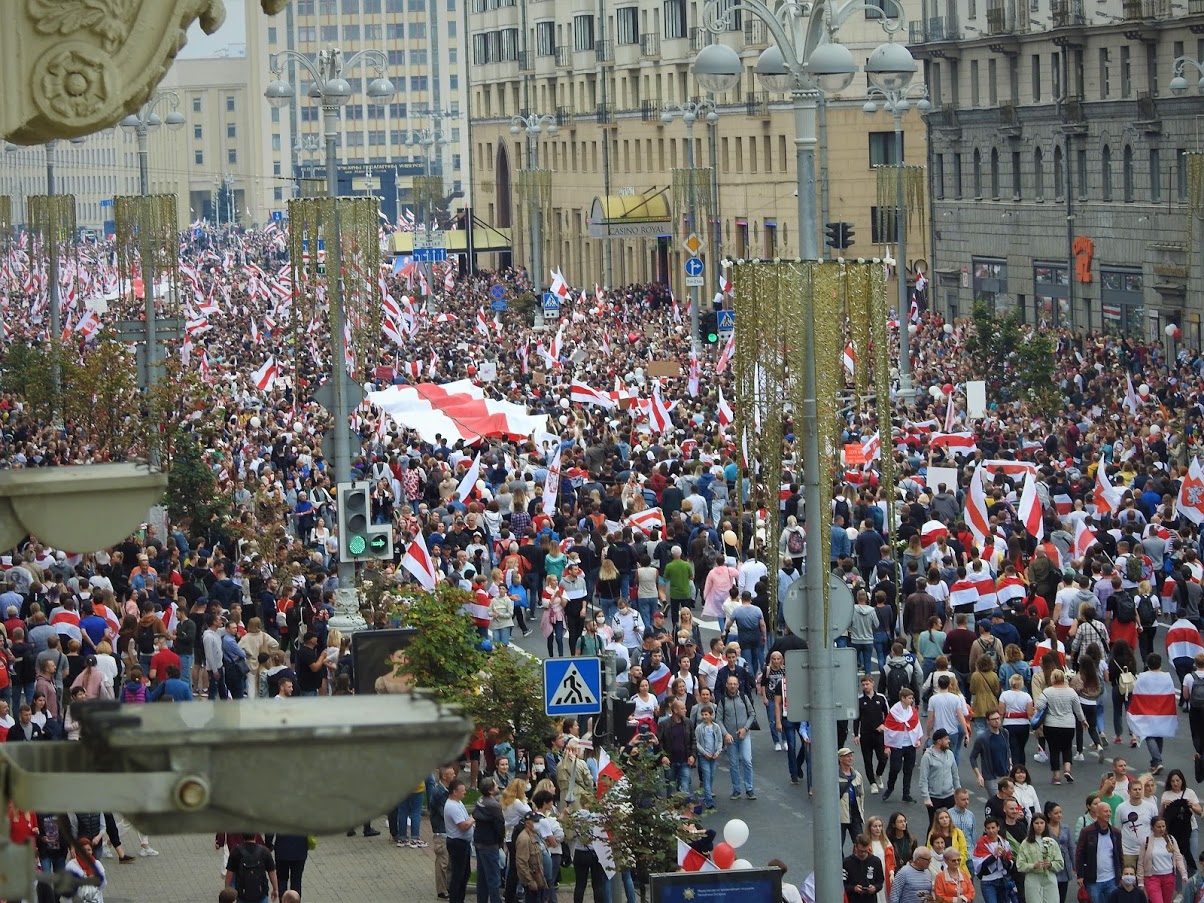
1122, 0, 1170, 16
986, 3, 1029, 34
518, 50, 533, 71
1050, 0, 1085, 26
1192, 0, 1204, 12
595, 102, 615, 125
595, 39, 614, 63
688, 26, 705, 51
555, 105, 573, 126
1058, 95, 1087, 134
909, 15, 960, 43
640, 33, 660, 57
555, 45, 571, 67
1136, 91, 1161, 133
743, 18, 768, 45
998, 102, 1022, 137
930, 103, 962, 140
745, 91, 769, 117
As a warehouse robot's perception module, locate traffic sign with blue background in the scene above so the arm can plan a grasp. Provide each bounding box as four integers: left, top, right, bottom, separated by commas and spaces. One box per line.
684, 257, 704, 277
717, 310, 736, 331
543, 657, 602, 716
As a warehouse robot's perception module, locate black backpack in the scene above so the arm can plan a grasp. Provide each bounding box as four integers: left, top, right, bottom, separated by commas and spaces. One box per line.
234, 844, 269, 901
884, 661, 911, 704
1191, 678, 1204, 712
1113, 591, 1137, 624
1136, 593, 1157, 626
1165, 796, 1194, 839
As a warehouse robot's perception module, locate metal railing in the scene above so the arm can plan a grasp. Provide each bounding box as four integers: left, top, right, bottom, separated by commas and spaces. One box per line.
641, 100, 660, 121
518, 50, 533, 71
640, 33, 660, 57
555, 105, 573, 126
1051, 0, 1086, 25
688, 26, 705, 51
743, 19, 768, 45
595, 102, 614, 124
595, 39, 614, 62
555, 45, 571, 67
909, 15, 960, 43
1122, 0, 1170, 16
745, 91, 769, 117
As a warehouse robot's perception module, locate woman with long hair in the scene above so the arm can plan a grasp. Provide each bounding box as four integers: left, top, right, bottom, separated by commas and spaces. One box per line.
886, 811, 917, 874
500, 777, 532, 903
865, 815, 896, 903
1160, 769, 1201, 875
1070, 649, 1106, 760
1033, 669, 1086, 785
1107, 638, 1140, 746
927, 808, 969, 861
1016, 811, 1063, 903
1009, 765, 1041, 821
1044, 801, 1075, 903
1137, 815, 1187, 903
596, 558, 621, 625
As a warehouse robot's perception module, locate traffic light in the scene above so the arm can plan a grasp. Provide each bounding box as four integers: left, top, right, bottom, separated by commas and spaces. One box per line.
700, 310, 719, 344
825, 222, 841, 249
839, 222, 855, 250
337, 481, 393, 561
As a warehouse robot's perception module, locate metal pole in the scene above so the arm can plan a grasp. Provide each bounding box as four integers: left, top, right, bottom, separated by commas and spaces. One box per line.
137, 126, 150, 197
708, 115, 721, 280
818, 95, 830, 259
686, 117, 700, 351
324, 102, 355, 588
894, 105, 914, 400
45, 142, 62, 413
530, 131, 544, 297
793, 81, 840, 903
139, 123, 159, 468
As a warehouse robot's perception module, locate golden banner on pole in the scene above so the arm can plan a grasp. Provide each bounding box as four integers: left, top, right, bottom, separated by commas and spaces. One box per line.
114, 195, 178, 315
875, 164, 928, 237
671, 167, 713, 238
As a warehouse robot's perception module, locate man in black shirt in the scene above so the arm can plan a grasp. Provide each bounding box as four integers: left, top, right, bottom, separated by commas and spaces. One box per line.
853, 675, 890, 792
294, 632, 327, 697
843, 835, 885, 903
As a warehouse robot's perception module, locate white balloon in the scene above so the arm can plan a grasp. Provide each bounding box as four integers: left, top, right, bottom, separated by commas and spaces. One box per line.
559, 397, 570, 409
558, 415, 568, 426
908, 324, 919, 335
249, 416, 261, 429
723, 819, 750, 849
1138, 384, 1150, 397
928, 385, 943, 400
943, 323, 955, 335
733, 859, 754, 870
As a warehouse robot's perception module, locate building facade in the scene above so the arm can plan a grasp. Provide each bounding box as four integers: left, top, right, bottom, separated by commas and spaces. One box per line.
913, 0, 1204, 344
465, 0, 930, 297
245, 0, 471, 225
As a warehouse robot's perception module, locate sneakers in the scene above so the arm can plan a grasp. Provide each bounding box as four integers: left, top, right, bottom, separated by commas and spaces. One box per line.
730, 792, 742, 800
774, 742, 783, 752
881, 789, 893, 801
746, 791, 757, 800
1064, 772, 1075, 783
396, 839, 407, 848
1074, 752, 1085, 761
522, 629, 533, 637
138, 848, 159, 857
411, 839, 429, 848
101, 848, 115, 860
1153, 764, 1164, 776
870, 783, 880, 794
1098, 748, 1107, 763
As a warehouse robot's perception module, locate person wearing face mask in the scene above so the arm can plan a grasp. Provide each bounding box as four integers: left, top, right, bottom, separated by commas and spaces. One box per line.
1112, 866, 1149, 903
576, 616, 605, 656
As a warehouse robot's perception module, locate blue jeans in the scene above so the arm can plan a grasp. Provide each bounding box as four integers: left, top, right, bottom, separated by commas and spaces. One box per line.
765, 700, 782, 744
980, 879, 1006, 903
783, 720, 809, 786
178, 653, 193, 684
613, 869, 636, 903
726, 734, 754, 794
698, 756, 717, 805
19, 682, 35, 708
475, 845, 502, 903
670, 762, 692, 794
744, 642, 765, 676
635, 598, 657, 629
546, 622, 564, 657
599, 599, 618, 625
492, 627, 512, 647
395, 791, 423, 840
1087, 879, 1118, 903
853, 642, 874, 675
299, 689, 318, 697
873, 632, 891, 671
1145, 735, 1165, 766
618, 574, 632, 603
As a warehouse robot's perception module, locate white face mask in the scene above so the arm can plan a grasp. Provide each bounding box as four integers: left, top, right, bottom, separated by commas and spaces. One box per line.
1121, 877, 1136, 889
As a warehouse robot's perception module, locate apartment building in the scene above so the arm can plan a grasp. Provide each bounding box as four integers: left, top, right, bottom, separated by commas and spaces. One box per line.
913, 0, 1204, 342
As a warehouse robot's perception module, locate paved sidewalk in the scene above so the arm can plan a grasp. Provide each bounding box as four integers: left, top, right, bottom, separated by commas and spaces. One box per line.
101, 818, 437, 903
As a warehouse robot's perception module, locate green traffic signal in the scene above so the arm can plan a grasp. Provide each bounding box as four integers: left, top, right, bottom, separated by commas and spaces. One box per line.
348, 534, 367, 556
708, 332, 718, 343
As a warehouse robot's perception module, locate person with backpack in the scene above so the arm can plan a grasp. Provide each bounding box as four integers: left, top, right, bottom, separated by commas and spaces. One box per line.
1134, 580, 1160, 663
1109, 577, 1141, 655
879, 642, 922, 707
224, 835, 278, 903
1181, 653, 1204, 782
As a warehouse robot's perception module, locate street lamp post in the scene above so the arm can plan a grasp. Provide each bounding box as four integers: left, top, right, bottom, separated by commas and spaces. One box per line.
510, 113, 558, 297
864, 82, 930, 401
661, 100, 718, 352
404, 127, 452, 226
694, 11, 913, 902
265, 45, 395, 589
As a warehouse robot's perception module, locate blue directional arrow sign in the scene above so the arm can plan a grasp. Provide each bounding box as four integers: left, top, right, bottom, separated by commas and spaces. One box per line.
684, 257, 704, 277
544, 657, 603, 716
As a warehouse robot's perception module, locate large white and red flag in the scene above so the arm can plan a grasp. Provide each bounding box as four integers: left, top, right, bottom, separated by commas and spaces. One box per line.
716, 331, 735, 375
883, 701, 923, 748
678, 838, 720, 873
1166, 618, 1204, 663
401, 531, 439, 590
570, 382, 617, 409
542, 444, 563, 517
860, 432, 882, 463
455, 454, 482, 502
549, 267, 570, 298
1126, 668, 1178, 740
930, 432, 978, 457
964, 465, 991, 546
1072, 518, 1098, 559
1093, 460, 1124, 515
251, 356, 278, 392
1123, 373, 1142, 415
717, 386, 734, 428
1177, 457, 1204, 526
842, 343, 856, 380
920, 520, 948, 552
627, 507, 666, 535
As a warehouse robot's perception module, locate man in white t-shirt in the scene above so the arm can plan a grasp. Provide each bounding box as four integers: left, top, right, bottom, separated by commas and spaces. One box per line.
610, 597, 644, 651
1115, 780, 1159, 870
925, 676, 970, 765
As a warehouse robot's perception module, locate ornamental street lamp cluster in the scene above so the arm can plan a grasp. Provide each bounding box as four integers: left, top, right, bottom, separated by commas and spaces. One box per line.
511, 113, 558, 297
693, 7, 915, 903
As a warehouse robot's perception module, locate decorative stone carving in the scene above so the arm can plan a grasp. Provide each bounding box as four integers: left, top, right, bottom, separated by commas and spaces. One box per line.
3, 0, 290, 145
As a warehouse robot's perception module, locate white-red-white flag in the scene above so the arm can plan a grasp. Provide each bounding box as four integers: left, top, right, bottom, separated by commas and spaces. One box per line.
1093, 459, 1124, 515
1017, 471, 1044, 541
549, 267, 570, 298
401, 531, 439, 590
677, 838, 720, 873
716, 330, 735, 375
542, 445, 563, 517
1072, 518, 1098, 559
717, 386, 734, 428
571, 382, 617, 409
456, 454, 482, 502
964, 465, 991, 546
251, 356, 278, 392
627, 507, 666, 535
842, 343, 856, 379
1123, 373, 1142, 415
1178, 457, 1204, 526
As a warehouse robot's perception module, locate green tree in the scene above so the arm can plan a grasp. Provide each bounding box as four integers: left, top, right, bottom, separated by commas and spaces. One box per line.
0, 342, 76, 422
389, 583, 488, 701
962, 300, 1058, 418
164, 426, 228, 531
460, 649, 557, 745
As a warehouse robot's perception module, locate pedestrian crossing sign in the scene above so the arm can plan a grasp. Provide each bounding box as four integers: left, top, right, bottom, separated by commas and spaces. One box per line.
543, 657, 603, 716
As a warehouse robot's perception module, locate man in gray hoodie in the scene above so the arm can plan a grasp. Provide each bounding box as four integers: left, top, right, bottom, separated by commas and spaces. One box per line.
918, 728, 960, 831
716, 674, 757, 800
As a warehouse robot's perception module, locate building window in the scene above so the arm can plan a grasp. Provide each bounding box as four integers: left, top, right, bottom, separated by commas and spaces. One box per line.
1123, 145, 1134, 202
870, 205, 898, 243
1034, 147, 1044, 198
320, 25, 338, 41
1031, 55, 1041, 103
410, 76, 428, 91
973, 149, 982, 197
988, 59, 998, 106
970, 61, 980, 107
1150, 148, 1161, 202
195, 151, 203, 165
227, 123, 236, 139
271, 107, 280, 123
990, 148, 1000, 198
1102, 145, 1113, 200
387, 23, 404, 39
344, 24, 360, 41
536, 21, 555, 56
616, 7, 639, 44
1077, 148, 1087, 198
268, 26, 277, 44
934, 154, 945, 199
865, 0, 886, 17
410, 23, 426, 38
1099, 48, 1110, 99
868, 131, 900, 166
1054, 145, 1064, 199
226, 95, 235, 112
1179, 148, 1189, 202
274, 187, 283, 202
228, 148, 237, 164
364, 23, 381, 39
272, 134, 281, 151
953, 153, 963, 199
573, 15, 595, 50
453, 153, 462, 170
411, 49, 428, 66
194, 125, 203, 140
663, 0, 686, 38
298, 26, 316, 41
1120, 45, 1131, 98
192, 97, 201, 113
1012, 150, 1022, 199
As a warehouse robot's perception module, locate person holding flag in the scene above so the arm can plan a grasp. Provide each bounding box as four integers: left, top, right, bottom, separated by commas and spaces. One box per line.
1126, 653, 1178, 775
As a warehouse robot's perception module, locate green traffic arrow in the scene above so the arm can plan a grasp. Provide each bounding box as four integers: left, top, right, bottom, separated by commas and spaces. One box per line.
369, 535, 388, 551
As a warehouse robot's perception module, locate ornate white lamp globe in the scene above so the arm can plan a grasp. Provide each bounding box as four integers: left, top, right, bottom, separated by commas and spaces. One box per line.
755, 47, 795, 94
694, 43, 742, 93
806, 43, 858, 94
866, 41, 916, 93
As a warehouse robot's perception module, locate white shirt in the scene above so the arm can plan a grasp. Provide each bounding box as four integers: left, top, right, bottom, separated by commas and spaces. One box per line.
738, 559, 768, 595
1116, 798, 1159, 855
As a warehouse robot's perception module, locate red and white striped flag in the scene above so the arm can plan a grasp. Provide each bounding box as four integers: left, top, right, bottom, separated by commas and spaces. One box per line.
1126, 669, 1178, 740
1093, 459, 1124, 515
571, 382, 617, 409
949, 578, 979, 610
1017, 472, 1044, 541
649, 385, 673, 434
671, 291, 682, 323
717, 386, 734, 428
920, 520, 948, 551
687, 351, 700, 398
542, 444, 563, 517
475, 308, 490, 336
627, 507, 666, 535
251, 356, 278, 392
549, 267, 570, 298
861, 432, 882, 463
1166, 618, 1204, 662
716, 331, 735, 375
842, 343, 856, 379
597, 746, 625, 797
964, 465, 991, 546
456, 454, 482, 502
996, 574, 1027, 605
1177, 457, 1204, 526
883, 701, 923, 748
1123, 373, 1142, 415
677, 838, 719, 873
930, 432, 978, 457
1072, 518, 1097, 559
401, 531, 439, 590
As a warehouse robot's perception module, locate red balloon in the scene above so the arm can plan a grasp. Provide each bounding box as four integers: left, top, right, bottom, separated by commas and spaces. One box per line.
713, 842, 736, 870
628, 332, 640, 343
1174, 326, 1183, 340
466, 365, 477, 375
942, 383, 954, 396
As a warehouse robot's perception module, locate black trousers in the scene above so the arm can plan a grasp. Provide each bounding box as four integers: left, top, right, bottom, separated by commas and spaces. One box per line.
885, 745, 916, 797
277, 858, 306, 897
573, 847, 608, 903
448, 838, 471, 903
861, 733, 887, 780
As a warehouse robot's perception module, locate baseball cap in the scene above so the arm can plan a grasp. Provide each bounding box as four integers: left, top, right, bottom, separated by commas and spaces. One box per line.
932, 728, 950, 742
838, 747, 854, 756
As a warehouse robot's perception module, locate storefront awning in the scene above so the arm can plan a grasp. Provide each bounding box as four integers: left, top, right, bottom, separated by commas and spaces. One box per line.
389, 225, 512, 256
588, 191, 672, 239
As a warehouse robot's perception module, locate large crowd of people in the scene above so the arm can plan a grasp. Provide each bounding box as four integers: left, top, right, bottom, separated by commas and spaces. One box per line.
6, 220, 1204, 903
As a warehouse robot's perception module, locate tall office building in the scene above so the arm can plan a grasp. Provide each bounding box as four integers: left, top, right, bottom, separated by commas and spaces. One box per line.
245, 0, 471, 225
466, 0, 929, 295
